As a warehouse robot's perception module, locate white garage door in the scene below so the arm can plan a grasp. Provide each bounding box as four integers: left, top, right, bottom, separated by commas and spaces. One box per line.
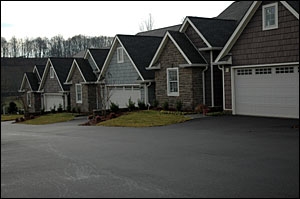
108, 86, 141, 109
44, 94, 64, 112
234, 65, 299, 118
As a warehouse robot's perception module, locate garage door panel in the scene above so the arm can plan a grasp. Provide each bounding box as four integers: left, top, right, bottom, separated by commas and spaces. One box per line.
234, 66, 299, 118
44, 94, 64, 112
108, 86, 141, 109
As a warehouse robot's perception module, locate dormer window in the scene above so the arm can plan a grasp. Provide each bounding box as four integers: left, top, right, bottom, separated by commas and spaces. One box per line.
50, 67, 54, 78
262, 2, 278, 31
117, 47, 124, 63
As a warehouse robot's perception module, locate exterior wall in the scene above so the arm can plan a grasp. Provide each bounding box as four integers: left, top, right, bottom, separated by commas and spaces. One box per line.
105, 43, 140, 85
21, 80, 42, 113
231, 1, 299, 65
43, 67, 62, 93
224, 1, 299, 109
155, 39, 204, 111
69, 66, 97, 113
185, 26, 208, 48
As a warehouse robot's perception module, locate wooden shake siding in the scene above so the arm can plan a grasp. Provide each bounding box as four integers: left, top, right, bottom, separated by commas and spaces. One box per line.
43, 69, 62, 93
231, 1, 299, 66
224, 1, 299, 109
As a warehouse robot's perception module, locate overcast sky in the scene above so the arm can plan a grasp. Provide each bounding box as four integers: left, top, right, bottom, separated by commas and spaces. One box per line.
1, 1, 234, 40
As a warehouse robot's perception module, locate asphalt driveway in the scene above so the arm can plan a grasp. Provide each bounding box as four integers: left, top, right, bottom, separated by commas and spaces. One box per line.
1, 115, 299, 198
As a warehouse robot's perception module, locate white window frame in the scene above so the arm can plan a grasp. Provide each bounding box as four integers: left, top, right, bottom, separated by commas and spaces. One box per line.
27, 92, 31, 107
75, 84, 82, 103
167, 68, 179, 96
117, 47, 124, 63
262, 2, 278, 31
50, 67, 54, 79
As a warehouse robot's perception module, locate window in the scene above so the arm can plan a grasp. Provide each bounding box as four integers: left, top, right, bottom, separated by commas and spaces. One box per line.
167, 68, 179, 96
262, 3, 278, 30
237, 69, 252, 75
75, 84, 82, 103
255, 68, 272, 74
275, 67, 294, 74
117, 47, 124, 63
27, 92, 31, 107
50, 67, 54, 78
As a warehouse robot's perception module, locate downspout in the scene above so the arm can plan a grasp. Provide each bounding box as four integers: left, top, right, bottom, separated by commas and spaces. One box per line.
202, 66, 208, 105
145, 82, 152, 107
210, 50, 214, 107
218, 65, 225, 110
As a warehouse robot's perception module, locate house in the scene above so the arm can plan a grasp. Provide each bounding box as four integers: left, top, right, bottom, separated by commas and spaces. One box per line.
1, 58, 47, 98
98, 35, 162, 109
65, 49, 109, 113
147, 1, 252, 111
38, 57, 74, 112
214, 1, 299, 118
136, 24, 181, 37
18, 64, 45, 113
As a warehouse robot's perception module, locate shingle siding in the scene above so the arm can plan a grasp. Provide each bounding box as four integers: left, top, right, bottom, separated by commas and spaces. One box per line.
185, 26, 208, 48
231, 1, 299, 66
224, 1, 299, 109
43, 68, 62, 92
105, 43, 140, 85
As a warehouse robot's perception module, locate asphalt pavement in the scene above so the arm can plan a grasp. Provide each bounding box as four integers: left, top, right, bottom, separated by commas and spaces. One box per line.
1, 115, 299, 198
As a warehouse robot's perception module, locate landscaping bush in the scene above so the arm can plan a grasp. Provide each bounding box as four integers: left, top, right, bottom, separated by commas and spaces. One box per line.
153, 99, 159, 108
176, 100, 183, 112
8, 101, 18, 114
110, 102, 120, 113
57, 104, 63, 113
138, 99, 146, 110
127, 97, 136, 111
51, 106, 56, 114
162, 101, 169, 110
95, 115, 102, 123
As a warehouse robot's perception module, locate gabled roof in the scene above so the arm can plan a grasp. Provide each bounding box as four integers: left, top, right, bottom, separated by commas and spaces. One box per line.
188, 17, 237, 47
148, 31, 207, 69
19, 72, 39, 92
65, 58, 97, 83
39, 58, 74, 91
216, 1, 254, 22
215, 1, 299, 63
85, 48, 110, 71
99, 35, 162, 81
136, 24, 181, 37
33, 64, 46, 81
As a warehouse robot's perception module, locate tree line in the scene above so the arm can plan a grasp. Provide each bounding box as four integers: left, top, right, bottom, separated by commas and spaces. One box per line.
1, 34, 113, 58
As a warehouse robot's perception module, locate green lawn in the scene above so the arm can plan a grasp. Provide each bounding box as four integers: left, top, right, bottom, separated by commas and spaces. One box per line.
20, 113, 75, 125
97, 110, 191, 127
1, 114, 21, 121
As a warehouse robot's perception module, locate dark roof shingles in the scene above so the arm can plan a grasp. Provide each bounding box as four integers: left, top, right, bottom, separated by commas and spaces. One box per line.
74, 58, 97, 82
49, 58, 74, 91
88, 49, 110, 71
117, 35, 162, 80
168, 31, 206, 64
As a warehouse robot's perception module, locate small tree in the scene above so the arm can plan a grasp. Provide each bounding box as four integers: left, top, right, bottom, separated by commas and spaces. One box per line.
137, 99, 146, 110
8, 101, 18, 114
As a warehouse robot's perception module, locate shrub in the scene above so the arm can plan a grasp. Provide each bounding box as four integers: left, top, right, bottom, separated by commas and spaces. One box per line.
8, 101, 18, 114
57, 104, 63, 113
110, 102, 120, 113
176, 100, 183, 112
95, 115, 102, 123
51, 105, 56, 114
153, 99, 159, 108
67, 105, 71, 113
162, 101, 169, 111
15, 118, 19, 123
138, 100, 146, 110
127, 97, 136, 111
30, 115, 35, 120
20, 117, 25, 122
195, 104, 209, 114
88, 115, 94, 120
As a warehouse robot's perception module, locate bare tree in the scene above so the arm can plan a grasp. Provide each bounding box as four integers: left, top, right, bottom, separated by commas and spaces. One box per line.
10, 36, 18, 57
139, 13, 154, 31
1, 37, 9, 57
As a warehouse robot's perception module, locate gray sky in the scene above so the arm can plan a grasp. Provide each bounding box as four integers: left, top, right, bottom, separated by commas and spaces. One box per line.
1, 1, 234, 39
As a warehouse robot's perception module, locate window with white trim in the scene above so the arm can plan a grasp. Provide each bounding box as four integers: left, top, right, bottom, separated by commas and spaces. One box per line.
27, 92, 31, 107
117, 47, 124, 63
262, 3, 278, 30
50, 67, 54, 78
167, 68, 179, 96
75, 84, 82, 103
